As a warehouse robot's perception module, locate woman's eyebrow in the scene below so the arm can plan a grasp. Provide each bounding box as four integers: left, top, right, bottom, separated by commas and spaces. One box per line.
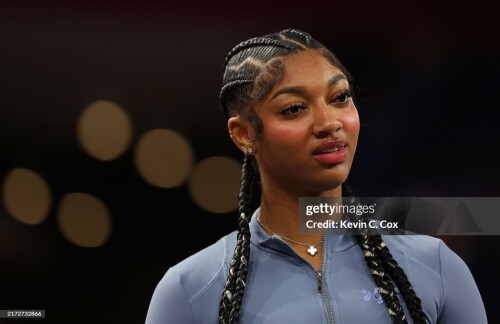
328, 74, 347, 87
270, 86, 306, 101
270, 74, 347, 101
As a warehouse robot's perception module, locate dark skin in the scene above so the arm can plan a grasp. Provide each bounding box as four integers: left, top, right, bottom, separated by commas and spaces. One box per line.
228, 49, 360, 270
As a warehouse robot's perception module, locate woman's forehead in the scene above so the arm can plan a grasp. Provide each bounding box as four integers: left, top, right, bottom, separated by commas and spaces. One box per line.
274, 50, 347, 88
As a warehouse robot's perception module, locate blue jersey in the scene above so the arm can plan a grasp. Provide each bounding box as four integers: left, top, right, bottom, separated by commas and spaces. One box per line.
146, 208, 487, 323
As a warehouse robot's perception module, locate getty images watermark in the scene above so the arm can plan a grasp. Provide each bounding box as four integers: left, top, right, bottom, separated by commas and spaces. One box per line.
299, 197, 500, 236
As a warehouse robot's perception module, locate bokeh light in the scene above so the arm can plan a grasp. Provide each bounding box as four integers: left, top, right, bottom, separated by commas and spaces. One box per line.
188, 156, 241, 214
57, 193, 112, 248
77, 100, 133, 161
134, 129, 194, 188
2, 168, 52, 225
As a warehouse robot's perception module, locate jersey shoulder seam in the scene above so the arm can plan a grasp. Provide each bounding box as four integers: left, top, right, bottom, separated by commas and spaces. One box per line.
189, 235, 228, 303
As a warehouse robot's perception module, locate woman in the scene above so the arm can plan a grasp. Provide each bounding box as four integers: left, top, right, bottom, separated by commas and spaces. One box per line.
145, 29, 487, 323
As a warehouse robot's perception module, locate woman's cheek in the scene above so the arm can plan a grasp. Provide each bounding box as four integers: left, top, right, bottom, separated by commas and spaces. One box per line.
342, 107, 360, 135
264, 121, 309, 144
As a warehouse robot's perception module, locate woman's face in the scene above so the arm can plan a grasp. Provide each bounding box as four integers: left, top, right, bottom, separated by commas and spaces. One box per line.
252, 49, 360, 195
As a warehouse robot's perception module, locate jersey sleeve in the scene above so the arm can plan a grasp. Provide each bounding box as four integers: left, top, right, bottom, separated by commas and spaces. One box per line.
438, 240, 487, 323
145, 267, 195, 324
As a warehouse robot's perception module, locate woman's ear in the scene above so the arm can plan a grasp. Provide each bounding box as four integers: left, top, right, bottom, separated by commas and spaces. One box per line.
228, 116, 256, 154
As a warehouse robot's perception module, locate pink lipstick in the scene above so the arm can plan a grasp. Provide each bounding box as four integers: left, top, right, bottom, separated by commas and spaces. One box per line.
313, 140, 347, 164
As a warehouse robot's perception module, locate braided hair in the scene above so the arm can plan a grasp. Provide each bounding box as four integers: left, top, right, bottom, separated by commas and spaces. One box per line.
218, 29, 427, 324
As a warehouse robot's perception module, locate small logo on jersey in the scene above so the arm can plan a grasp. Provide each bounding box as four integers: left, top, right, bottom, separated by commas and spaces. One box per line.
362, 287, 402, 304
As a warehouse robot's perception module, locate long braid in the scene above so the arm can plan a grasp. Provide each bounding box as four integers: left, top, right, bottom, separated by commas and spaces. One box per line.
356, 234, 408, 323
343, 183, 426, 323
219, 154, 258, 324
374, 235, 428, 323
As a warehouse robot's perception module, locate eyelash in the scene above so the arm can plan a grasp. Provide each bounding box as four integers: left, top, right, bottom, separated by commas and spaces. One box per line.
333, 89, 352, 104
281, 102, 306, 115
280, 89, 352, 115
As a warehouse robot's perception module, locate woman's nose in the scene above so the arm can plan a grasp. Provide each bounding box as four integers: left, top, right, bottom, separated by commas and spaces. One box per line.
312, 104, 342, 137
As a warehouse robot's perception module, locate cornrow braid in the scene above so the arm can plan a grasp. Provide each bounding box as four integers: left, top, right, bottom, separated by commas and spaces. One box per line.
280, 28, 312, 45
219, 36, 299, 121
220, 29, 349, 122
219, 154, 258, 324
223, 37, 295, 70
219, 79, 253, 120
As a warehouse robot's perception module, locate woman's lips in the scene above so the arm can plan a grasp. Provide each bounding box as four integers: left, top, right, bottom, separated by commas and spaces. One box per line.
313, 140, 347, 164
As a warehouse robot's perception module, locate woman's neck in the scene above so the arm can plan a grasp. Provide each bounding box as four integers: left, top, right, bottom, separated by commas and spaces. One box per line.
257, 184, 342, 245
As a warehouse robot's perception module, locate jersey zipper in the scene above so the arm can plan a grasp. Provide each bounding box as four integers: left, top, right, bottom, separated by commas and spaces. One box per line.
317, 229, 335, 324
275, 230, 335, 324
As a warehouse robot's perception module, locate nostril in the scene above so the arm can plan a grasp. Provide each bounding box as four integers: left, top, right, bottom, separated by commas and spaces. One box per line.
313, 119, 343, 138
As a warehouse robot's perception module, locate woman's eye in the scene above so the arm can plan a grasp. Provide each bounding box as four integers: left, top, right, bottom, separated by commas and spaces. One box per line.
281, 103, 306, 115
333, 90, 352, 103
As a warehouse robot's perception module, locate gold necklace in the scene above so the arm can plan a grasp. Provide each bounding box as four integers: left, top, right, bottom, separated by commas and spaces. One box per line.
257, 217, 322, 256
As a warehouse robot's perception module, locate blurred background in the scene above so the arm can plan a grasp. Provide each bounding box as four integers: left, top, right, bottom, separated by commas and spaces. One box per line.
1, 0, 499, 323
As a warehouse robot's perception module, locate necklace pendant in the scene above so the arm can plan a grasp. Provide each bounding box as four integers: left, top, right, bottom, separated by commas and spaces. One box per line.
307, 246, 318, 256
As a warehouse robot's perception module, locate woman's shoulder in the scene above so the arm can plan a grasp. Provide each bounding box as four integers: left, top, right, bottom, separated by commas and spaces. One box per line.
174, 230, 237, 271
161, 230, 237, 299
146, 231, 238, 323
382, 234, 468, 279
381, 235, 486, 322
